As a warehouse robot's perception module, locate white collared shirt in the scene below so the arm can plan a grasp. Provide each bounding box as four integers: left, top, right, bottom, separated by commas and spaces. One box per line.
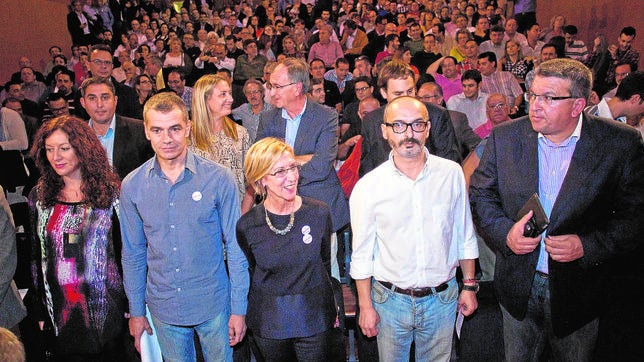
350, 149, 479, 288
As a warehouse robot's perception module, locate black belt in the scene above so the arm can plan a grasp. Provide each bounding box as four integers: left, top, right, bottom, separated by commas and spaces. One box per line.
377, 280, 448, 298
536, 271, 549, 279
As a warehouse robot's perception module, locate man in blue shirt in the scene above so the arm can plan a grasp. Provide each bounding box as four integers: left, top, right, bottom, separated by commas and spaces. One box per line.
120, 92, 249, 361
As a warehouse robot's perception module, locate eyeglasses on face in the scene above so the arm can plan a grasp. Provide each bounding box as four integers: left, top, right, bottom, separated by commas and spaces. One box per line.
91, 59, 113, 66
267, 164, 301, 178
385, 120, 429, 133
355, 86, 371, 92
524, 91, 574, 105
267, 82, 296, 90
487, 103, 507, 110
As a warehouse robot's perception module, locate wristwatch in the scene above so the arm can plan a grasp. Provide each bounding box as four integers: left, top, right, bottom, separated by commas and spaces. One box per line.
462, 283, 479, 293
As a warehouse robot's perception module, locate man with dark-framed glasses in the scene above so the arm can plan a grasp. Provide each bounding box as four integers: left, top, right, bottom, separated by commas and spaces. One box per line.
470, 58, 644, 360
351, 96, 479, 361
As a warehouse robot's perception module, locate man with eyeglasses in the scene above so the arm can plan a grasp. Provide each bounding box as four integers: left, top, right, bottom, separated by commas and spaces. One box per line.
474, 93, 512, 139
360, 61, 461, 177
351, 95, 479, 361
340, 76, 376, 139
88, 44, 139, 119
309, 58, 342, 111
600, 63, 631, 101
232, 79, 272, 143
470, 58, 644, 361
167, 68, 193, 114
41, 68, 83, 119
257, 58, 350, 281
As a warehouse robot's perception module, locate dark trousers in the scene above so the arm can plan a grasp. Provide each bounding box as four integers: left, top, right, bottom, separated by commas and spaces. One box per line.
253, 329, 334, 362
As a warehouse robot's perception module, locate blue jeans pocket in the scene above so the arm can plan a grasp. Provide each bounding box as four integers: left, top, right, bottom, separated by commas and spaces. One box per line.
436, 280, 458, 304
372, 281, 390, 304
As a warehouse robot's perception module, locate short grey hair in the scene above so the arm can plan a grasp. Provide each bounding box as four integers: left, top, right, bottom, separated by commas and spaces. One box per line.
278, 58, 310, 94
534, 58, 592, 100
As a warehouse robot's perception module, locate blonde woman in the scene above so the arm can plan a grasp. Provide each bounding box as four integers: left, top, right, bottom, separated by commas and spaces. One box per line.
191, 74, 255, 213
236, 138, 337, 361
499, 40, 533, 81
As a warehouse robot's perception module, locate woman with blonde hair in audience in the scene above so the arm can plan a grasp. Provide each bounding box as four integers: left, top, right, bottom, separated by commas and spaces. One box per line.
280, 35, 300, 59
499, 39, 533, 82
540, 15, 566, 43
162, 38, 194, 75
190, 74, 255, 213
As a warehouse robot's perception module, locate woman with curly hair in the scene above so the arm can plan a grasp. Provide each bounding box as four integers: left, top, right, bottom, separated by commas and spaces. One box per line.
191, 74, 255, 214
27, 116, 128, 359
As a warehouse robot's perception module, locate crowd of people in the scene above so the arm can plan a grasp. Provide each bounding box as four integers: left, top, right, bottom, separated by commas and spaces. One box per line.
1, 0, 643, 361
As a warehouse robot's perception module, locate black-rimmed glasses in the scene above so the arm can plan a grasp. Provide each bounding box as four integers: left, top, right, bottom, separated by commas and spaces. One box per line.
524, 91, 574, 105
385, 121, 429, 133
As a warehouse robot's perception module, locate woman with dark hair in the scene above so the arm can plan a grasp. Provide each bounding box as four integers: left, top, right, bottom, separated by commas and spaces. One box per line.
28, 116, 127, 359
133, 74, 156, 111
236, 137, 337, 361
134, 44, 150, 69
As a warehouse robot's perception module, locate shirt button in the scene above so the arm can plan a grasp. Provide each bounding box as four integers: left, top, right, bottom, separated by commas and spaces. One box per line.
176, 268, 180, 272
177, 287, 181, 292
170, 202, 174, 206
170, 225, 175, 229
173, 247, 177, 251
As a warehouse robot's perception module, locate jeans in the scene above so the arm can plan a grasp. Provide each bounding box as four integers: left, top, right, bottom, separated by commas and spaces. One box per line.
151, 310, 232, 362
372, 278, 458, 362
501, 273, 598, 362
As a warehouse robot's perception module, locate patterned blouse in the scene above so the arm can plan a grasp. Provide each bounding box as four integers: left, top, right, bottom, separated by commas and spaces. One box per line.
502, 56, 533, 81
189, 123, 252, 200
28, 190, 125, 355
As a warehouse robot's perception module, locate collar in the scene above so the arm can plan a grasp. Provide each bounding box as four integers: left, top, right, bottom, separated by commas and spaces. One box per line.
281, 98, 307, 121
146, 148, 196, 177
387, 147, 431, 180
88, 114, 117, 136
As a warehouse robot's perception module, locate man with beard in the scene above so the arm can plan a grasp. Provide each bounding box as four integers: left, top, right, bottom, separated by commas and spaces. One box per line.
351, 96, 478, 361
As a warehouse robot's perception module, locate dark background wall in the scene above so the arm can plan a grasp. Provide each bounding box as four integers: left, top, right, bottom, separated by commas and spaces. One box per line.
1, 0, 642, 84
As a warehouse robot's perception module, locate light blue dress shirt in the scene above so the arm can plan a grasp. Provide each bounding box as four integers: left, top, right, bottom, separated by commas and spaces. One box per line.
536, 116, 582, 273
89, 115, 116, 166
119, 150, 249, 324
282, 99, 307, 148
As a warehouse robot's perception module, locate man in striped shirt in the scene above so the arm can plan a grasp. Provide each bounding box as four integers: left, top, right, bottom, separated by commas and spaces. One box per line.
563, 25, 589, 62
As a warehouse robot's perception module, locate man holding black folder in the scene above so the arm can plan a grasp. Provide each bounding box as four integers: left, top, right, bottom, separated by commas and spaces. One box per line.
470, 58, 644, 361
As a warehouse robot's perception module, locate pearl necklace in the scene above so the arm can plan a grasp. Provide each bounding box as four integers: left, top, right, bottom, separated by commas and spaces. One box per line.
264, 205, 295, 235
